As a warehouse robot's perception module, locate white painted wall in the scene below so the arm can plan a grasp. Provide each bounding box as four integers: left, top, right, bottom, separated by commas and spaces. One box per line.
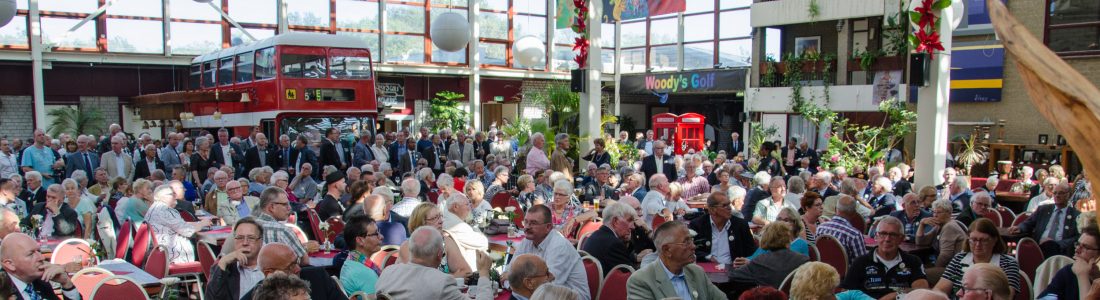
750, 0, 887, 27
746, 84, 909, 113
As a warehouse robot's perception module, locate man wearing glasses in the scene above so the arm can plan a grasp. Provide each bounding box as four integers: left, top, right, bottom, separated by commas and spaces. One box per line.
206, 218, 265, 300
511, 204, 591, 300
247, 187, 320, 266
626, 221, 726, 300
955, 192, 995, 233
888, 193, 930, 242
1010, 182, 1080, 258
1038, 225, 1100, 300
640, 141, 677, 187
840, 216, 929, 299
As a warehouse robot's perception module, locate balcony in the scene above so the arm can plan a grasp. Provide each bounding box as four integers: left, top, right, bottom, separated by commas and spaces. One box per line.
758, 55, 906, 87
750, 0, 891, 27
747, 84, 910, 112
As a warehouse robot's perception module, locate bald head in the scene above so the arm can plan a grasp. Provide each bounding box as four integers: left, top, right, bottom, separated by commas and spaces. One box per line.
507, 254, 552, 297
258, 243, 299, 276
363, 194, 387, 220
0, 233, 46, 282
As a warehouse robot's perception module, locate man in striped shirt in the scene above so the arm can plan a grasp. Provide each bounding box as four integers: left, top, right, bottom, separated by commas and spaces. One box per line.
676, 161, 711, 200
250, 187, 319, 265
816, 194, 868, 262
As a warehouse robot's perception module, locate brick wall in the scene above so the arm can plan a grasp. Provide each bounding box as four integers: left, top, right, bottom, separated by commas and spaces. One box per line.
0, 96, 34, 139
79, 96, 120, 133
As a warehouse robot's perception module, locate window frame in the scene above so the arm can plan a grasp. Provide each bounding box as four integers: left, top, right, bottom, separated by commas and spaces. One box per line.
1044, 0, 1100, 57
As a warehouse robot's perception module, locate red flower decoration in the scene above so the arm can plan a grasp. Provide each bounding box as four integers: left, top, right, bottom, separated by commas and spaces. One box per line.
911, 0, 945, 59
914, 30, 944, 59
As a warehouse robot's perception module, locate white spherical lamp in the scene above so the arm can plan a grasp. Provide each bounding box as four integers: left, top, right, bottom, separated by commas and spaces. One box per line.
431, 12, 470, 52
0, 0, 16, 28
513, 36, 545, 67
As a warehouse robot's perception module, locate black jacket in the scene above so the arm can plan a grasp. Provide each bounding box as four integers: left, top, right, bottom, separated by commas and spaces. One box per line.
26, 202, 79, 238
9, 277, 72, 300
640, 155, 677, 186
741, 187, 771, 221
1018, 204, 1080, 250
245, 146, 282, 175
892, 180, 913, 197
20, 187, 47, 206
320, 138, 351, 171
240, 267, 348, 300
688, 213, 757, 262
211, 142, 245, 172
580, 225, 635, 276
134, 155, 166, 180
205, 261, 253, 300
289, 148, 320, 180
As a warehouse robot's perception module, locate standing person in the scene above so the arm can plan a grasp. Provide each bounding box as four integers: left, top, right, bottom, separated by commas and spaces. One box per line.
245, 133, 279, 177
525, 133, 550, 176
352, 133, 375, 169
581, 138, 611, 169
640, 140, 676, 186
370, 134, 389, 166
290, 135, 319, 180
22, 129, 62, 186
550, 133, 573, 179
212, 128, 245, 176
320, 128, 351, 171
159, 133, 183, 177
756, 141, 782, 176
191, 137, 217, 184
728, 132, 742, 156
0, 138, 20, 180
64, 135, 99, 181
134, 144, 166, 180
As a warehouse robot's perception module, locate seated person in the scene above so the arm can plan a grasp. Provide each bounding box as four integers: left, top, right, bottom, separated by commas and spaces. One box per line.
1009, 182, 1081, 258
626, 221, 725, 300
241, 243, 347, 300
1038, 225, 1100, 300
748, 207, 810, 258
958, 263, 1013, 300
397, 202, 472, 278
376, 227, 494, 299
934, 218, 1022, 296
205, 218, 265, 300
513, 204, 591, 300
841, 216, 929, 299
339, 216, 384, 296
689, 192, 756, 267
146, 185, 213, 263
729, 222, 809, 289
580, 202, 639, 276
889, 193, 930, 242
506, 254, 556, 300
26, 184, 79, 238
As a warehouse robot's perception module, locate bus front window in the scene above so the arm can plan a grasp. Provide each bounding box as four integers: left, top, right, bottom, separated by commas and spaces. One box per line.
330, 55, 372, 80
282, 54, 327, 79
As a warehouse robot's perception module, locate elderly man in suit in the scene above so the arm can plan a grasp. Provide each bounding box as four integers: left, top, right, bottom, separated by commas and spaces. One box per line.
100, 135, 134, 181
25, 184, 78, 239
868, 176, 899, 217
64, 135, 98, 180
289, 135, 319, 180
581, 202, 638, 276
376, 226, 495, 299
1, 233, 80, 300
320, 128, 351, 171
134, 144, 167, 180
627, 221, 726, 300
244, 133, 280, 176
640, 140, 677, 186
1010, 182, 1081, 258
689, 192, 756, 267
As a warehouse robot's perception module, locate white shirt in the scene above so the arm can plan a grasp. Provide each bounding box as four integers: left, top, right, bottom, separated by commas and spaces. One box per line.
113, 151, 127, 178
754, 197, 795, 222
641, 191, 668, 227
708, 217, 732, 265
0, 151, 17, 179
512, 231, 592, 300
332, 138, 346, 165
220, 143, 235, 167
8, 272, 81, 300
1026, 193, 1053, 213
238, 263, 263, 300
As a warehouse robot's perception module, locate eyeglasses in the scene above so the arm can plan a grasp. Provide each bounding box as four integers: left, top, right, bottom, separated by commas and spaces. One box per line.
956, 286, 991, 297
272, 201, 291, 207
234, 235, 261, 242
554, 193, 569, 197
228, 187, 242, 191
968, 237, 993, 245
775, 217, 793, 223
425, 215, 442, 222
521, 219, 549, 227
364, 231, 382, 238
877, 232, 904, 239
1076, 241, 1100, 252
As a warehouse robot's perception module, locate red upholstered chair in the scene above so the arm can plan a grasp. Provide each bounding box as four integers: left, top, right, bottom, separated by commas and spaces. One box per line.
427, 191, 439, 204
178, 209, 198, 222
91, 275, 152, 300
981, 210, 1003, 227
130, 223, 156, 267
306, 209, 323, 241
145, 246, 169, 279
382, 251, 401, 269
851, 216, 867, 235
507, 200, 525, 229
50, 238, 95, 267
1013, 213, 1031, 227
577, 232, 595, 250
371, 246, 400, 268
779, 270, 796, 296
1016, 272, 1033, 300
326, 217, 346, 243
574, 221, 603, 241
490, 193, 513, 209
807, 244, 820, 262
114, 220, 132, 261
651, 214, 667, 229
998, 209, 1016, 228
1016, 238, 1044, 281
581, 256, 603, 300
72, 267, 114, 300
197, 242, 217, 279
597, 265, 635, 300
815, 235, 850, 278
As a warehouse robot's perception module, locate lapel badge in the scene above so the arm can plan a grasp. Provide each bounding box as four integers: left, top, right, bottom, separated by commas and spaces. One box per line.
728, 235, 735, 242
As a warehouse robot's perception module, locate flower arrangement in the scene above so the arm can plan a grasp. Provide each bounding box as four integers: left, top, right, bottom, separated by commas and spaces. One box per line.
571, 0, 590, 67
23, 215, 43, 238
908, 0, 951, 59
318, 222, 333, 251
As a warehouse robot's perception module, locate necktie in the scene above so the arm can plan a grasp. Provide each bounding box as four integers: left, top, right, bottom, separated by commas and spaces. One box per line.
24, 284, 40, 300
284, 148, 290, 168
83, 152, 93, 176
1045, 209, 1063, 240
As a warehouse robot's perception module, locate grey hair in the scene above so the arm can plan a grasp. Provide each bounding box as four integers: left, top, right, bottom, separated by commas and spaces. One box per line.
601, 202, 636, 224
728, 185, 747, 201
152, 185, 175, 204
814, 171, 834, 182
530, 284, 579, 300
409, 226, 445, 262
874, 177, 893, 190
494, 166, 509, 178
554, 133, 569, 145
0, 207, 16, 223
506, 254, 543, 290
787, 176, 806, 194
24, 171, 41, 181
877, 215, 904, 232
61, 178, 80, 191
839, 178, 860, 196
931, 199, 953, 213
753, 171, 771, 187
417, 168, 435, 182
836, 195, 857, 214
46, 184, 64, 196
70, 170, 88, 187
437, 173, 454, 190
972, 191, 993, 205
954, 175, 970, 189
553, 180, 573, 194
652, 221, 688, 253
195, 136, 209, 148
400, 178, 421, 197
271, 171, 289, 182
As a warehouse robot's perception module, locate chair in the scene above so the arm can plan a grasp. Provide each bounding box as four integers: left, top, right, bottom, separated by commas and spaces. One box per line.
378, 221, 408, 246
96, 206, 118, 259
1016, 238, 1044, 281
145, 246, 169, 279
73, 267, 115, 300
371, 245, 400, 267
779, 270, 796, 295
597, 264, 635, 300
306, 208, 323, 241
427, 191, 439, 204
998, 208, 1016, 228
851, 216, 867, 234
1016, 272, 1033, 300
807, 244, 820, 262
574, 221, 603, 241
581, 256, 603, 300
508, 200, 525, 229
1012, 213, 1031, 227
114, 220, 133, 261
381, 251, 401, 269
197, 242, 218, 280
326, 217, 346, 243
332, 275, 349, 298
577, 231, 595, 250
1033, 255, 1073, 294
651, 214, 667, 228
981, 210, 1003, 227
286, 223, 310, 244
178, 209, 198, 222
131, 223, 155, 267
349, 291, 370, 300
490, 193, 513, 209
90, 275, 152, 300
815, 235, 849, 278
50, 238, 95, 266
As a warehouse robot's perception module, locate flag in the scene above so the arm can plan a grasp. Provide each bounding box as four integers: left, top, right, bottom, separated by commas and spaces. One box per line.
648, 0, 685, 17
556, 0, 576, 29
601, 0, 684, 23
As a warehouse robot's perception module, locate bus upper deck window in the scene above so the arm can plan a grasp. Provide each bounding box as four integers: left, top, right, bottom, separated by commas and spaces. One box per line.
281, 53, 327, 79
330, 56, 372, 80
255, 47, 277, 80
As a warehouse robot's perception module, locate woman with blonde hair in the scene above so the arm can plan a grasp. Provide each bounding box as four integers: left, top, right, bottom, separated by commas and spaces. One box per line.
397, 202, 472, 278
61, 178, 96, 238
789, 262, 874, 300
730, 221, 809, 288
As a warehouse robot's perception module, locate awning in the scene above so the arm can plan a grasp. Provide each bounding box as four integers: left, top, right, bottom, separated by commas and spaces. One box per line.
133, 89, 250, 106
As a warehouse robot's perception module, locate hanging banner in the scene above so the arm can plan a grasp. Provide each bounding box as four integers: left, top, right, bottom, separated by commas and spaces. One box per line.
621, 69, 747, 94
556, 0, 576, 29
602, 0, 685, 23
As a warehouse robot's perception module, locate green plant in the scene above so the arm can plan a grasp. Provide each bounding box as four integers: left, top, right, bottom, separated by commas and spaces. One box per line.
762, 55, 779, 87
598, 115, 640, 169
882, 13, 909, 56
617, 115, 638, 136
47, 106, 106, 137
818, 99, 917, 171
748, 122, 779, 161
808, 0, 821, 22
851, 49, 882, 71
427, 91, 469, 132
955, 134, 988, 176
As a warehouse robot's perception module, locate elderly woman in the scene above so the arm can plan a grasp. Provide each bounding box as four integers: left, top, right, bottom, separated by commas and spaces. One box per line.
270, 171, 299, 203
789, 262, 874, 300
933, 218, 1022, 296
799, 192, 825, 243
484, 166, 512, 202
464, 181, 493, 223
711, 169, 734, 197
786, 176, 806, 210
145, 185, 212, 263
491, 131, 514, 163
117, 179, 154, 225
398, 202, 472, 278
581, 138, 611, 168
61, 178, 96, 238
436, 173, 458, 206
753, 177, 795, 226
918, 185, 939, 210
730, 222, 810, 288
549, 180, 597, 238
191, 137, 217, 184
516, 174, 539, 210
916, 199, 968, 270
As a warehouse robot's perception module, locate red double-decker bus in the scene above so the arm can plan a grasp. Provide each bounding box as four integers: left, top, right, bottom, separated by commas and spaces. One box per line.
136, 32, 377, 141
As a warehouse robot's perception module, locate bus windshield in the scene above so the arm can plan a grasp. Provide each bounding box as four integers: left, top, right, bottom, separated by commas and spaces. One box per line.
280, 116, 377, 147
330, 55, 372, 80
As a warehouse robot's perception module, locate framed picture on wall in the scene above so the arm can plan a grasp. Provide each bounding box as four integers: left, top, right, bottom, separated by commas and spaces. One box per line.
795, 36, 821, 57
1057, 135, 1067, 146
1022, 150, 1036, 163
1038, 134, 1049, 145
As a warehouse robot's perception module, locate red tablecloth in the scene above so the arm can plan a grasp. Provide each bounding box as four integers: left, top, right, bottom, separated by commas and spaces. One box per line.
489, 234, 525, 244
495, 289, 512, 300
311, 251, 340, 259
697, 262, 723, 273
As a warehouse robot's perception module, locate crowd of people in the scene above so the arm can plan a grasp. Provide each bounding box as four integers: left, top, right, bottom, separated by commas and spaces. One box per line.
0, 125, 1098, 300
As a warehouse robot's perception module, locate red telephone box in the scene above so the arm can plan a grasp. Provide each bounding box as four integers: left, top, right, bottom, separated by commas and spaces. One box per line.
651, 113, 707, 155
